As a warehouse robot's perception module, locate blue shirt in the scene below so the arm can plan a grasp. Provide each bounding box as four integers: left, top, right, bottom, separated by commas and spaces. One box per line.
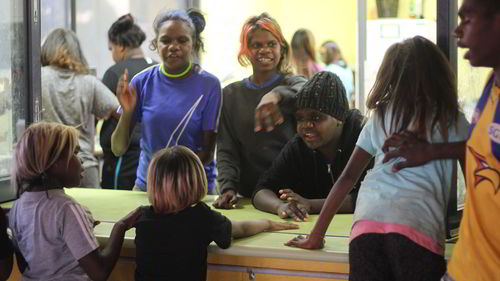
131, 65, 222, 191
325, 63, 354, 100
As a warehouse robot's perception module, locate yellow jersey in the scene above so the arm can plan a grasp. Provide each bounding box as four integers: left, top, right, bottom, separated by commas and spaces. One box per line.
448, 78, 500, 281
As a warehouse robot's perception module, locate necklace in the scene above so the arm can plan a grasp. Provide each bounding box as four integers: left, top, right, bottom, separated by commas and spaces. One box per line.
160, 62, 192, 78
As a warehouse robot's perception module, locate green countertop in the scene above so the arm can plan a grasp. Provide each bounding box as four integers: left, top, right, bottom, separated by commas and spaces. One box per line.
57, 188, 352, 237
1, 188, 454, 262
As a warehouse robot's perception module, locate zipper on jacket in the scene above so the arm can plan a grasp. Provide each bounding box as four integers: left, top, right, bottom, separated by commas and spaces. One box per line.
327, 163, 335, 182
327, 149, 342, 183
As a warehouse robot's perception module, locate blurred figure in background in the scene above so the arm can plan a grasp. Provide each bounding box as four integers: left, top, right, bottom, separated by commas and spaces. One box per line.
320, 41, 354, 108
100, 14, 156, 190
41, 28, 119, 188
291, 29, 323, 79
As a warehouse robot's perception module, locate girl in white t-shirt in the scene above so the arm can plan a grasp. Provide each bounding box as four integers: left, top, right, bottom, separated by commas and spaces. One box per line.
285, 36, 469, 281
9, 122, 141, 281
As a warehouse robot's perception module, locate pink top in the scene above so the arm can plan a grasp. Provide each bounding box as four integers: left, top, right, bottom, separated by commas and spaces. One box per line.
350, 220, 444, 256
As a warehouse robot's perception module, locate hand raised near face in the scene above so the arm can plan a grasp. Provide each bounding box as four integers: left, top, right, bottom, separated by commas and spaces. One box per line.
116, 69, 137, 113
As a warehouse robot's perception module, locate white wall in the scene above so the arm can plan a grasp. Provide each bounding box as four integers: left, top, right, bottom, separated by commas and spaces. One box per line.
75, 0, 187, 78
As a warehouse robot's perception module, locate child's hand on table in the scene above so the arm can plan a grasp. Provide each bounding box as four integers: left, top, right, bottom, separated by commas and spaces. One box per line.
284, 234, 325, 250
267, 221, 300, 231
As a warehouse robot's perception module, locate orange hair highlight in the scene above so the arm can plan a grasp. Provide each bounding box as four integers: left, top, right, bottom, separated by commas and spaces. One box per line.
237, 13, 290, 73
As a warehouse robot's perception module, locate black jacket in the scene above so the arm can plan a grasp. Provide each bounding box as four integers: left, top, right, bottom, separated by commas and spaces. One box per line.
253, 109, 370, 206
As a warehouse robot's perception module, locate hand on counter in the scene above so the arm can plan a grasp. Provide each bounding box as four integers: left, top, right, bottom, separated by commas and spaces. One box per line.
213, 190, 238, 209
277, 201, 310, 222
279, 189, 310, 205
277, 189, 311, 222
284, 234, 325, 250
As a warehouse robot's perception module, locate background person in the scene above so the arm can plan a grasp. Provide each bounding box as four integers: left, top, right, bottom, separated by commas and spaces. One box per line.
41, 28, 119, 188
100, 13, 156, 190
291, 28, 323, 79
319, 41, 354, 107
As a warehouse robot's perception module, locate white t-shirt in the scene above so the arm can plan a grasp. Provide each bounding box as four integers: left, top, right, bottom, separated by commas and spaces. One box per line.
9, 189, 99, 281
354, 111, 469, 248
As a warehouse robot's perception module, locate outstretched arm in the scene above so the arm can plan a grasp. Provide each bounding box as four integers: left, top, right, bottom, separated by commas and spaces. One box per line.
78, 207, 142, 281
231, 219, 298, 239
255, 75, 306, 132
285, 147, 372, 249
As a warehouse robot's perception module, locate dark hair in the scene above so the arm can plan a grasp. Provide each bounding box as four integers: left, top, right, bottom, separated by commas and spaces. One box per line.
108, 13, 146, 48
150, 9, 206, 58
237, 13, 291, 74
366, 36, 459, 139
476, 0, 500, 14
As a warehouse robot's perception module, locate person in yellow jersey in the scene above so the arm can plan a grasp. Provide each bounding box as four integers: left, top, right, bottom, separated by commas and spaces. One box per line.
380, 0, 500, 280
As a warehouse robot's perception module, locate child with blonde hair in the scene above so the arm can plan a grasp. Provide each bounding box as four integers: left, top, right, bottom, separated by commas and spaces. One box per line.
285, 36, 470, 281
135, 145, 298, 281
9, 122, 141, 281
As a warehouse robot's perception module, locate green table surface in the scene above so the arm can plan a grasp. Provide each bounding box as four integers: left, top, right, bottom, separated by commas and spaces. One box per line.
1, 188, 454, 261
53, 188, 353, 237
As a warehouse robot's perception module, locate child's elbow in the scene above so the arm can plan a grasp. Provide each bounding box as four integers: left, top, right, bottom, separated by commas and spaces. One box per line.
111, 138, 126, 157
111, 146, 125, 157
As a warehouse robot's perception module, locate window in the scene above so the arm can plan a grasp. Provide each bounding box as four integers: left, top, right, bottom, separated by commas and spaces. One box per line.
0, 0, 38, 202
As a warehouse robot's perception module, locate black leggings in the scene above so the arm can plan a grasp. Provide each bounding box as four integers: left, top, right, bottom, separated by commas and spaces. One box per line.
349, 233, 446, 281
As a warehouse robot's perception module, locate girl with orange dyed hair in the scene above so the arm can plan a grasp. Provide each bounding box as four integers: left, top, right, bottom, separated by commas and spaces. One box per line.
213, 13, 307, 209
134, 145, 297, 280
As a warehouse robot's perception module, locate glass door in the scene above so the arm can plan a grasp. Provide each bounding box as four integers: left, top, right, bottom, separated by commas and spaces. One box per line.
0, 0, 40, 202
